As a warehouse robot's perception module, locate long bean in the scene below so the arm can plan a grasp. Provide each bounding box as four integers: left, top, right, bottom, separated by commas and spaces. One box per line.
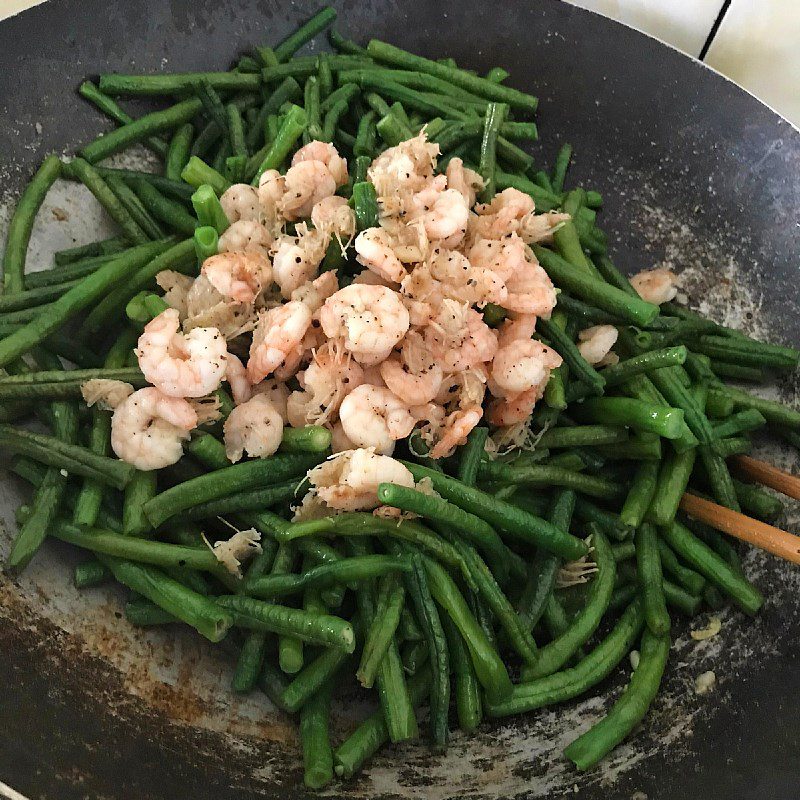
99, 72, 259, 97
300, 681, 334, 789
635, 524, 670, 636
357, 573, 405, 688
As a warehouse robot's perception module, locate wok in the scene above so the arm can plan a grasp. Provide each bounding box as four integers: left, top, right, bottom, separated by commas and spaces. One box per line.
1, 0, 799, 797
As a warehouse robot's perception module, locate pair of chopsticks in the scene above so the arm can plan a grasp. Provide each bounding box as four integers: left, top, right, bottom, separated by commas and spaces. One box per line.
679, 454, 800, 565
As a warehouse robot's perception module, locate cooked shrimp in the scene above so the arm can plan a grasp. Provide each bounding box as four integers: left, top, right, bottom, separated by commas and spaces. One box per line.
467, 234, 528, 281
426, 303, 498, 372
251, 378, 290, 423
496, 313, 538, 347
218, 219, 274, 257
485, 387, 540, 426
491, 339, 563, 396
578, 324, 619, 365
308, 447, 415, 511
225, 353, 252, 405
338, 384, 416, 455
291, 270, 339, 314
292, 140, 348, 186
368, 131, 439, 199
183, 275, 254, 340
319, 284, 410, 366
220, 183, 261, 223
156, 270, 194, 319
330, 422, 356, 453
412, 186, 469, 245
223, 394, 284, 462
311, 195, 356, 243
428, 247, 507, 307
247, 301, 312, 383
257, 169, 286, 233
471, 188, 535, 239
352, 268, 399, 289
519, 211, 571, 244
111, 387, 197, 470
136, 308, 227, 398
429, 406, 483, 459
445, 157, 484, 207
272, 227, 327, 298
201, 251, 272, 304
81, 378, 134, 411
502, 260, 557, 317
281, 161, 337, 221
379, 332, 443, 406
630, 267, 679, 305
354, 227, 407, 284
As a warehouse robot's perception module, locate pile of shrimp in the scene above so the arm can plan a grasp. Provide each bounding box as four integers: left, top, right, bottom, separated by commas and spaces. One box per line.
92, 133, 677, 513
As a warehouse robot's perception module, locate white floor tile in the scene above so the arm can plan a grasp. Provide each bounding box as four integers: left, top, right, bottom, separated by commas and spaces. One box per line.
705, 0, 800, 128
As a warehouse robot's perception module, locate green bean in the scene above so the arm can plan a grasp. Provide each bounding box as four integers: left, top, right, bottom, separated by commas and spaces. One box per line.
635, 524, 670, 636
477, 461, 625, 500
327, 27, 368, 56
105, 176, 165, 239
457, 425, 489, 488
732, 479, 783, 522
3, 155, 62, 293
367, 40, 537, 112
299, 681, 334, 789
709, 360, 766, 382
710, 408, 766, 440
124, 599, 177, 626
662, 521, 762, 614
619, 461, 659, 529
534, 246, 658, 325
564, 627, 669, 769
274, 7, 337, 62
376, 482, 511, 585
165, 123, 194, 181
276, 425, 331, 454
99, 72, 259, 96
0, 366, 143, 401
216, 595, 354, 653
709, 385, 800, 429
441, 612, 482, 732
280, 645, 350, 714
105, 556, 232, 642
612, 542, 636, 562
495, 170, 561, 211
143, 452, 321, 528
477, 102, 507, 200
131, 179, 199, 236
713, 436, 751, 457
572, 496, 632, 541
537, 318, 604, 398
599, 346, 689, 388
53, 234, 127, 265
74, 559, 111, 589
357, 573, 405, 688
122, 470, 158, 536
488, 599, 644, 717
303, 75, 323, 141
250, 104, 307, 184
191, 184, 230, 234
698, 445, 740, 511
0, 279, 80, 313
404, 462, 588, 560
404, 552, 449, 749
321, 91, 354, 142
422, 556, 512, 704
354, 110, 377, 156
81, 238, 195, 336
656, 539, 705, 596
570, 397, 685, 440
231, 630, 268, 692
521, 530, 615, 680
401, 639, 430, 675
352, 181, 379, 231
550, 142, 572, 193
180, 156, 231, 195
538, 425, 628, 449
693, 334, 799, 371
67, 158, 148, 244
647, 447, 696, 526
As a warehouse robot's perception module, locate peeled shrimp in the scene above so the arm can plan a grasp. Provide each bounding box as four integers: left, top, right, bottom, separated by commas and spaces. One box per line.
111, 387, 197, 470
223, 394, 284, 463
319, 284, 410, 366
429, 406, 483, 459
496, 313, 538, 348
338, 384, 416, 455
491, 339, 563, 397
368, 131, 439, 198
81, 378, 134, 411
630, 267, 679, 305
467, 234, 528, 281
308, 447, 415, 511
292, 141, 348, 187
272, 227, 327, 298
445, 157, 483, 208
428, 247, 507, 307
354, 228, 407, 284
379, 332, 443, 406
257, 169, 286, 234
578, 325, 619, 365
330, 422, 356, 454
183, 275, 254, 340
426, 304, 498, 372
136, 308, 227, 398
519, 211, 571, 244
156, 270, 194, 319
218, 219, 274, 257
412, 186, 469, 245
220, 183, 261, 223
471, 188, 535, 239
291, 271, 339, 314
225, 353, 252, 405
485, 387, 540, 427
247, 301, 312, 383
311, 195, 356, 244
502, 260, 557, 317
281, 161, 337, 221
201, 251, 272, 304
251, 378, 290, 423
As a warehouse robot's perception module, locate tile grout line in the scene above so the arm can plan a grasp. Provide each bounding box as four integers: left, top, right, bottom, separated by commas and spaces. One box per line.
698, 0, 732, 60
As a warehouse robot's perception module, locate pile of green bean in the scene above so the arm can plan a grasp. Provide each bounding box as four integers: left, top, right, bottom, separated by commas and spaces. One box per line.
1, 5, 799, 788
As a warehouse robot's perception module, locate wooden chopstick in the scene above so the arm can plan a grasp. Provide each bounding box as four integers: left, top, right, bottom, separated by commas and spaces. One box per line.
679, 492, 800, 565
731, 454, 800, 501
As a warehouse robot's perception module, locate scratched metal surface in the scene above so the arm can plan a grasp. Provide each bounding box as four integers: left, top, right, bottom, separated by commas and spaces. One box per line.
1, 0, 800, 798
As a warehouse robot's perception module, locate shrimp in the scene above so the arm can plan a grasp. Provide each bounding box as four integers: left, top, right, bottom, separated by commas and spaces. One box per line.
183, 275, 255, 340
291, 271, 339, 314
218, 219, 274, 258
156, 270, 194, 319
630, 267, 679, 305
354, 227, 407, 284
330, 421, 356, 454
81, 378, 134, 411
308, 447, 415, 511
201, 251, 272, 304
496, 313, 538, 347
292, 140, 348, 187
352, 268, 399, 289
319, 284, 410, 366
425, 303, 498, 372
257, 169, 286, 233
519, 211, 571, 244
428, 247, 507, 307
368, 131, 439, 199
136, 308, 227, 398
220, 183, 261, 223
247, 301, 312, 383
379, 331, 443, 406
471, 188, 535, 239
311, 195, 356, 243
271, 226, 327, 298
281, 161, 337, 221
111, 387, 197, 470
338, 384, 416, 455
485, 387, 540, 427
467, 234, 528, 281
225, 353, 252, 405
429, 406, 483, 459
577, 324, 619, 365
412, 186, 470, 245
222, 394, 284, 463
502, 260, 557, 317
445, 157, 484, 207
251, 378, 290, 423
491, 339, 563, 397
